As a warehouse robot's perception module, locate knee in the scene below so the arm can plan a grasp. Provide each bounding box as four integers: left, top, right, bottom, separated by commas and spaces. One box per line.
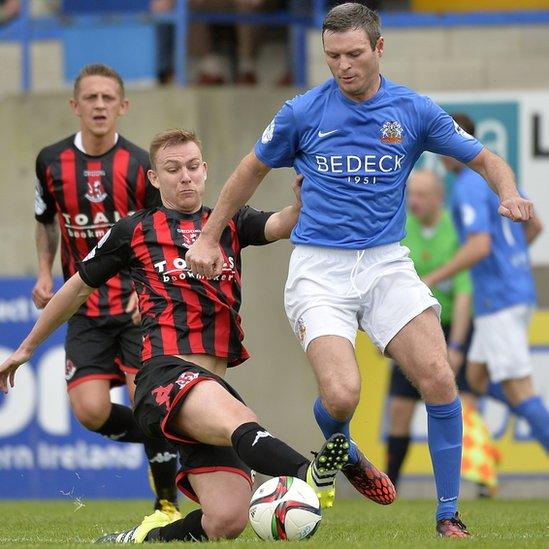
204, 509, 248, 540
323, 382, 360, 420
227, 408, 258, 438
69, 398, 110, 431
417, 360, 457, 403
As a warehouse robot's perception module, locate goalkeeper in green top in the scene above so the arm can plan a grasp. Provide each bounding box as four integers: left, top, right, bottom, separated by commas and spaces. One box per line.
386, 169, 473, 489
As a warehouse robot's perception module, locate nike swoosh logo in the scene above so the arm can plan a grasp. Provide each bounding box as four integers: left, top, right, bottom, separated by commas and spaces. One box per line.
318, 129, 339, 138
439, 496, 457, 503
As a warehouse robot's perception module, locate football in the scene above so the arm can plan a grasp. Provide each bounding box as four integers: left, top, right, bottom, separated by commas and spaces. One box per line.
248, 476, 322, 541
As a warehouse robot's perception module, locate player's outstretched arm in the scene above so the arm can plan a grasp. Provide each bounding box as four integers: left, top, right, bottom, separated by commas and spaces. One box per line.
423, 233, 491, 288
187, 151, 271, 278
0, 273, 94, 393
32, 221, 59, 309
264, 175, 303, 242
467, 148, 533, 221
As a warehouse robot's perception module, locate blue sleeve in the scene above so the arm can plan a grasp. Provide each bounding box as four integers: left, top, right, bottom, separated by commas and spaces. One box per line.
422, 98, 484, 163
254, 103, 299, 168
455, 183, 490, 237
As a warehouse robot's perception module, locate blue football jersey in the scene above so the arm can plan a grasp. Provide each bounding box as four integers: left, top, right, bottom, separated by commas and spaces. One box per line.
451, 167, 536, 315
255, 76, 483, 249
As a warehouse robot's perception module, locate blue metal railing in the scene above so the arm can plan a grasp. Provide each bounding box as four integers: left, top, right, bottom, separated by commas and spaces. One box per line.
0, 0, 327, 91
2, 0, 549, 92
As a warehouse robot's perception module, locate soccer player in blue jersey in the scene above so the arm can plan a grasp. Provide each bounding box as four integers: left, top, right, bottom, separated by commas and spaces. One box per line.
186, 3, 534, 537
424, 113, 549, 455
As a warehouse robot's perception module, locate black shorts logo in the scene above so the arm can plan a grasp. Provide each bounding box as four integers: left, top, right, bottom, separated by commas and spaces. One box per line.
65, 359, 77, 381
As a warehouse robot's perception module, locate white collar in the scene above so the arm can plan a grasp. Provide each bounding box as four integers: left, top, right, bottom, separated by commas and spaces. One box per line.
74, 131, 119, 154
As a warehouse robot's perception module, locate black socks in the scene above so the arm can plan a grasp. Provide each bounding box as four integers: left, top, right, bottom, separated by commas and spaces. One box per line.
231, 422, 309, 478
144, 438, 179, 503
146, 509, 207, 542
387, 435, 411, 488
93, 403, 144, 443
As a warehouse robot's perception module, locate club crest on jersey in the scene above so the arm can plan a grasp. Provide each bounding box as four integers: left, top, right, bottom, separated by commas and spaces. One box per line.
380, 121, 404, 144
176, 228, 201, 248
85, 180, 108, 203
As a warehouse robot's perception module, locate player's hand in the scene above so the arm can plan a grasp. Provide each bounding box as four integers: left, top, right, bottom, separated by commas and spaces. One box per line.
125, 291, 141, 326
0, 348, 31, 393
32, 275, 54, 309
291, 175, 303, 207
186, 235, 224, 279
448, 348, 463, 375
498, 195, 533, 222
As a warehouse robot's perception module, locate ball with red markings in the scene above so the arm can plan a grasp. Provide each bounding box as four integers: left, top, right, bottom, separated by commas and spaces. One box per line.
248, 476, 322, 541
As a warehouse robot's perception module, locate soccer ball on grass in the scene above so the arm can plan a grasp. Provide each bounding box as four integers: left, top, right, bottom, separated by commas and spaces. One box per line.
248, 476, 322, 541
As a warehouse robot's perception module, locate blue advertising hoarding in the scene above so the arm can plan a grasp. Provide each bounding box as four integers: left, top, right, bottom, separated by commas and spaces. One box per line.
0, 278, 149, 499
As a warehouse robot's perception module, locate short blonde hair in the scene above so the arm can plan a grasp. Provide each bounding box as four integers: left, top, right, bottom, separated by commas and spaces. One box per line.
149, 129, 202, 169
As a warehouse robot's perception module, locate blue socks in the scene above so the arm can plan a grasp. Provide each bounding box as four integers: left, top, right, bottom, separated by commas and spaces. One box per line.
514, 396, 549, 452
425, 397, 462, 521
313, 398, 359, 464
487, 382, 509, 406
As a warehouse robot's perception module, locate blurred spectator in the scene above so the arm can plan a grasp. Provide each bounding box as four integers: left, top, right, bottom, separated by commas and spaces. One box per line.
0, 0, 19, 24
151, 0, 265, 85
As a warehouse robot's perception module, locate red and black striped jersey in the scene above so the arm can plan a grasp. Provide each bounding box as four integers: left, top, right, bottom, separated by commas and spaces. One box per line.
78, 205, 273, 367
34, 134, 159, 317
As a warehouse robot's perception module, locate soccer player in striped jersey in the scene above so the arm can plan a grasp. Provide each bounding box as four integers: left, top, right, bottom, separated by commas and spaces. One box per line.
185, 2, 534, 537
32, 64, 179, 517
0, 129, 349, 543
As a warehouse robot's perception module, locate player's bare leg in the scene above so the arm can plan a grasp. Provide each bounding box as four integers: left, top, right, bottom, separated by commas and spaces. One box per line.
387, 307, 469, 537
68, 379, 112, 431
307, 336, 395, 505
169, 379, 348, 507
95, 470, 251, 543
188, 472, 251, 540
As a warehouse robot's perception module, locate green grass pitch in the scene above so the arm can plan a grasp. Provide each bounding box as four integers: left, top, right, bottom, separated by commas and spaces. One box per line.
0, 499, 547, 547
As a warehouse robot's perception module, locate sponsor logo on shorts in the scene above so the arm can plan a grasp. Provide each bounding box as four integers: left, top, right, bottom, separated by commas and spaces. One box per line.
64, 359, 76, 381
296, 317, 307, 343
175, 371, 200, 390
149, 451, 178, 463
380, 121, 404, 144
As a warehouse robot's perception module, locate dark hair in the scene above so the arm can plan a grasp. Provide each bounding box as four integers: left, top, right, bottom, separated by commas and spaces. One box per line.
322, 2, 381, 50
73, 64, 125, 98
450, 113, 476, 137
149, 129, 202, 169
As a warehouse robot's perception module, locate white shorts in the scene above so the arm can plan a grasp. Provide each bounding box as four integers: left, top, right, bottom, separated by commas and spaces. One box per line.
284, 243, 440, 353
468, 304, 533, 383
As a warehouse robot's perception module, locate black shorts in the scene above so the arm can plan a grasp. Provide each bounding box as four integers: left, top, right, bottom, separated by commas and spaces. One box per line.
389, 324, 472, 399
133, 356, 252, 503
64, 314, 141, 390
